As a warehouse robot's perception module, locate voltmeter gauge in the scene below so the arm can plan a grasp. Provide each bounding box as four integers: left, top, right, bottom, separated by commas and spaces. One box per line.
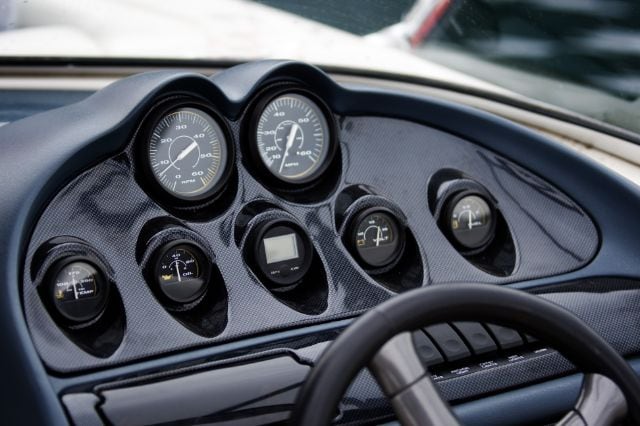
446, 193, 496, 251
154, 242, 209, 304
253, 92, 333, 183
49, 258, 109, 323
147, 106, 230, 201
350, 208, 405, 269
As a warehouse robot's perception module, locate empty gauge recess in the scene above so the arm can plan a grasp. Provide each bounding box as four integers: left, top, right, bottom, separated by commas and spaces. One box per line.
349, 208, 406, 270
251, 90, 335, 184
141, 100, 233, 204
154, 241, 210, 304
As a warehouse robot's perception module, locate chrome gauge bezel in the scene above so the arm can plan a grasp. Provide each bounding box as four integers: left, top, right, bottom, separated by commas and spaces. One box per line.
137, 97, 235, 206
247, 86, 338, 187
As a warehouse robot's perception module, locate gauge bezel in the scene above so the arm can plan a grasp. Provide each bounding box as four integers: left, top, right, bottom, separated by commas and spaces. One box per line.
136, 96, 235, 206
348, 207, 406, 272
442, 190, 497, 254
250, 218, 314, 289
247, 86, 339, 187
46, 256, 110, 324
152, 239, 211, 306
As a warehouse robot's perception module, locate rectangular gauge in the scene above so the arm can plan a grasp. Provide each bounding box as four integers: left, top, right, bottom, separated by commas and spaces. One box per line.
264, 233, 299, 264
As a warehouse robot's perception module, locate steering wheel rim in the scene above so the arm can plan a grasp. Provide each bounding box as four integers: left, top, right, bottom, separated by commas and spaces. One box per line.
291, 283, 640, 425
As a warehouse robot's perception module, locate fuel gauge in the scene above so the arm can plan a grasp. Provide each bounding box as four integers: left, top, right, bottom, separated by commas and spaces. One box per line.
350, 208, 405, 269
446, 193, 496, 251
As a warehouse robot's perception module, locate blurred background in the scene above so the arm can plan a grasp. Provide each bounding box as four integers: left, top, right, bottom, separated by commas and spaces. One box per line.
0, 0, 638, 133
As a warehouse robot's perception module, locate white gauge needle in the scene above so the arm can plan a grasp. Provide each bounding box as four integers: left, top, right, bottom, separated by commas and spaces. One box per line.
71, 273, 78, 300
160, 141, 198, 176
174, 262, 182, 283
376, 226, 382, 247
280, 123, 300, 173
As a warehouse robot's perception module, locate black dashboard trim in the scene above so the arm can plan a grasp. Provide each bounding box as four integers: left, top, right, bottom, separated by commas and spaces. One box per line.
1, 60, 638, 423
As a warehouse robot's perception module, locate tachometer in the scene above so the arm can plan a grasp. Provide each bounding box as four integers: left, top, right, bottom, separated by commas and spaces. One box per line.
254, 92, 332, 183
148, 107, 229, 200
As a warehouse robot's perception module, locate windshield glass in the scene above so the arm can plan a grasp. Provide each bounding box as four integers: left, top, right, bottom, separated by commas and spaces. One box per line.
0, 0, 638, 135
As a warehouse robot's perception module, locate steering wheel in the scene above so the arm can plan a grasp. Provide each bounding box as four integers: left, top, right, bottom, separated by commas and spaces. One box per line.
291, 284, 640, 425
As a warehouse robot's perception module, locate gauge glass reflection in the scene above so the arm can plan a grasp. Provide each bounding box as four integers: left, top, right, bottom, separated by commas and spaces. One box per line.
449, 195, 494, 249
255, 93, 330, 183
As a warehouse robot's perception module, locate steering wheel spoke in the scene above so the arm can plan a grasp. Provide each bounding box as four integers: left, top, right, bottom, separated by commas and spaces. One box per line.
370, 332, 459, 426
558, 374, 627, 426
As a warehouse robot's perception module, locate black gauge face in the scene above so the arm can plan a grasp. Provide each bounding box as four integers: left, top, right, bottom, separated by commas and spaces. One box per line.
148, 107, 228, 200
50, 260, 108, 323
253, 221, 313, 288
255, 93, 331, 183
449, 194, 495, 250
352, 210, 405, 269
156, 243, 208, 304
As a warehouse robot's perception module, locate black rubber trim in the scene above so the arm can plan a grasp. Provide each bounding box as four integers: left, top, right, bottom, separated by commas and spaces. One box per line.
291, 283, 640, 425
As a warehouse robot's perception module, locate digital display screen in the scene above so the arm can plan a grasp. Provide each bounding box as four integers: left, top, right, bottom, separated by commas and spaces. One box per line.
263, 233, 299, 264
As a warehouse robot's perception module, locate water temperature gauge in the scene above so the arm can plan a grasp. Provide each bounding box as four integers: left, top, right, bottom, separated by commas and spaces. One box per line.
48, 258, 109, 323
154, 241, 209, 304
350, 208, 405, 269
446, 193, 496, 251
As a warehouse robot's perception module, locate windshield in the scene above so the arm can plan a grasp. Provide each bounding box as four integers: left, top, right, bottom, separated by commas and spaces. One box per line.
0, 0, 638, 135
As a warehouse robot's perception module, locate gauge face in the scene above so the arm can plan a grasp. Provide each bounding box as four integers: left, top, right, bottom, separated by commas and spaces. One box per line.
50, 260, 108, 323
449, 194, 495, 250
148, 107, 228, 200
253, 221, 313, 288
255, 93, 331, 183
352, 210, 405, 269
156, 243, 208, 303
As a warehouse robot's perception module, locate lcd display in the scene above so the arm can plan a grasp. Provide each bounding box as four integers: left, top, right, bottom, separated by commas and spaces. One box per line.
263, 233, 299, 264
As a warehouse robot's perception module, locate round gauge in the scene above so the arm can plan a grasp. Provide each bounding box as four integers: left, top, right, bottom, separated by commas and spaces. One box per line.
155, 242, 209, 304
351, 209, 405, 269
447, 194, 495, 250
148, 107, 229, 200
254, 93, 332, 183
252, 220, 313, 289
49, 259, 109, 323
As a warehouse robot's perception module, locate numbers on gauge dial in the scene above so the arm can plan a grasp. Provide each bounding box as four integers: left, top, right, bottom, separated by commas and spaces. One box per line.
148, 107, 227, 199
255, 94, 330, 182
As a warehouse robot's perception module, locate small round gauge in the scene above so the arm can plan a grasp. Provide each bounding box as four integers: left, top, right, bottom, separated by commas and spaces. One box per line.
254, 92, 332, 183
49, 259, 109, 323
351, 208, 405, 269
447, 194, 495, 250
252, 220, 313, 289
148, 107, 229, 200
155, 242, 209, 304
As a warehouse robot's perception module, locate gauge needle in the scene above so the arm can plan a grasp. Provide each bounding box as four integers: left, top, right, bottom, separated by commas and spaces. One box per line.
160, 141, 198, 176
71, 273, 78, 300
280, 123, 300, 173
174, 262, 182, 283
376, 226, 382, 247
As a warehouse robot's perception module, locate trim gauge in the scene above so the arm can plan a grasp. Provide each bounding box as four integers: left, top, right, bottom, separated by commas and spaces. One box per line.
349, 208, 406, 270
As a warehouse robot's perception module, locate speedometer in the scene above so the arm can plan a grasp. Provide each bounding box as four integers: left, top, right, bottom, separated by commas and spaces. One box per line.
148, 107, 229, 200
254, 92, 332, 183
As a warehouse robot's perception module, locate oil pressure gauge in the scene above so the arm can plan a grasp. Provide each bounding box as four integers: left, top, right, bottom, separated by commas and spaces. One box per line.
154, 241, 210, 304
349, 208, 405, 270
